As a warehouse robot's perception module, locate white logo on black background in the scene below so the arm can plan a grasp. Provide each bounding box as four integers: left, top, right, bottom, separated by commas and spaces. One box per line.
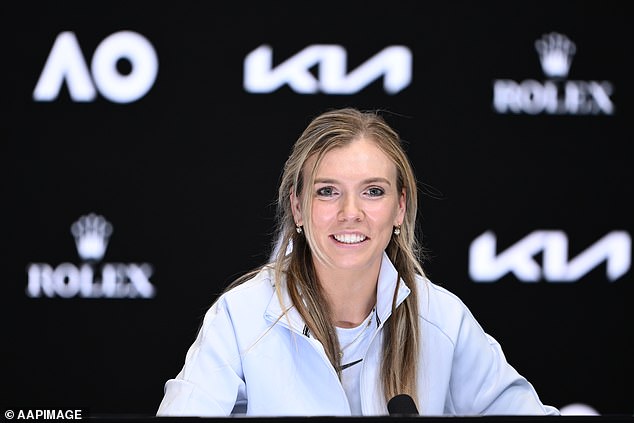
244, 44, 412, 94
493, 31, 614, 115
26, 213, 156, 299
71, 213, 113, 261
534, 32, 576, 78
33, 31, 158, 103
469, 230, 631, 282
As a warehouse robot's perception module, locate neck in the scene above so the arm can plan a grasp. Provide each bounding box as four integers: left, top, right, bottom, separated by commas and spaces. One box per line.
314, 261, 379, 328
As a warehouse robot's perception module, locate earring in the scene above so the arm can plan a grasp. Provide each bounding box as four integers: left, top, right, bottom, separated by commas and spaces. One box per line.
296, 225, 303, 234
393, 225, 401, 236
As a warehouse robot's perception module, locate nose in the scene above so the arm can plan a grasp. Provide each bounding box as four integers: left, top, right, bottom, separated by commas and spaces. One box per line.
338, 194, 363, 222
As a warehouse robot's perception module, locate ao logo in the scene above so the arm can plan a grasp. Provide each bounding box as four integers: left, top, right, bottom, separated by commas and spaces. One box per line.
33, 31, 158, 103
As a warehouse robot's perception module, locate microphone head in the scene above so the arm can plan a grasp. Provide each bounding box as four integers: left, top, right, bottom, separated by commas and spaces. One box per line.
387, 394, 419, 415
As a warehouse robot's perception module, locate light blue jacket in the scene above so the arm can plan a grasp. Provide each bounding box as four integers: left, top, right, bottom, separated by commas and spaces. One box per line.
157, 253, 559, 416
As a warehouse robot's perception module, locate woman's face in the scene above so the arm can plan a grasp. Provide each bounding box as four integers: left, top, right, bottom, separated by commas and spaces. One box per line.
293, 137, 406, 273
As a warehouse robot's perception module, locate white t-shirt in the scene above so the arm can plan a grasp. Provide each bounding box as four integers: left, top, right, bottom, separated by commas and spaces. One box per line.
336, 308, 376, 415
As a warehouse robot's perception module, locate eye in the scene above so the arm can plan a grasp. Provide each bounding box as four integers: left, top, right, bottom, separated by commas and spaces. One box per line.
367, 187, 385, 197
316, 186, 336, 197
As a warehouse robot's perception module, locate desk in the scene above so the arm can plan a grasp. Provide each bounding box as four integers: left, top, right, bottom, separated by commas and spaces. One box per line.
84, 415, 634, 423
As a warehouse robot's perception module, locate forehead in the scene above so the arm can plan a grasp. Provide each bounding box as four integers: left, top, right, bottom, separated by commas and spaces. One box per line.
309, 137, 397, 180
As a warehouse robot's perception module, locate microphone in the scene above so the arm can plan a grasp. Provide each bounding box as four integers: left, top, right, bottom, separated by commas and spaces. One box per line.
387, 394, 419, 415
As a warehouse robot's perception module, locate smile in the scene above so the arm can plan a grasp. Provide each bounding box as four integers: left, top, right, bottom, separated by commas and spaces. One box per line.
332, 234, 367, 244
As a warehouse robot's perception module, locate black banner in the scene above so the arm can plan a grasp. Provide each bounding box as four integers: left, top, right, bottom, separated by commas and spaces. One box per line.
1, 0, 632, 416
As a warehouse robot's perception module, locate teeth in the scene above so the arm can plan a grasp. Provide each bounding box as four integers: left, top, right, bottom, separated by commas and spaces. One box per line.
333, 234, 367, 244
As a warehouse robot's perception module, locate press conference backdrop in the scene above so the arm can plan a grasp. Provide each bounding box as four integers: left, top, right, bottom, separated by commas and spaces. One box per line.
1, 0, 632, 417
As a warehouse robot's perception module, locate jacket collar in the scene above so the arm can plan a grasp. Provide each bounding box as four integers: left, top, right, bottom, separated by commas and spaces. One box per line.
263, 271, 306, 334
375, 251, 411, 325
264, 252, 411, 334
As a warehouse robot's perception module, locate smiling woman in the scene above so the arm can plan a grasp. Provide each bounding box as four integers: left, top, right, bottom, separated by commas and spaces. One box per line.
156, 107, 560, 417
290, 136, 407, 329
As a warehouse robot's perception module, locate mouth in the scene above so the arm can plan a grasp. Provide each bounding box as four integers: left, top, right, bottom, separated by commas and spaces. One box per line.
331, 233, 368, 245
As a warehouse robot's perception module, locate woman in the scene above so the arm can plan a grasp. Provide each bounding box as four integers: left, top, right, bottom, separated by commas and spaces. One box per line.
157, 107, 559, 416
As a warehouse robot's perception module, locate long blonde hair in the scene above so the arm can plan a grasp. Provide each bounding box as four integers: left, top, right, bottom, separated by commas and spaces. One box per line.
225, 108, 424, 401
230, 107, 425, 404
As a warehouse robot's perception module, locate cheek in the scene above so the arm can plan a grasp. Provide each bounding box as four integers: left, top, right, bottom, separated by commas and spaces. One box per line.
311, 202, 336, 225
366, 205, 399, 228
373, 201, 399, 218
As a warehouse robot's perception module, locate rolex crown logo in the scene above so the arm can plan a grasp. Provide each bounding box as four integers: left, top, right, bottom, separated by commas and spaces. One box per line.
70, 213, 113, 261
534, 32, 576, 78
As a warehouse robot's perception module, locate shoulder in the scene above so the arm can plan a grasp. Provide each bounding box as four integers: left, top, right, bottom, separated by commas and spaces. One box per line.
412, 275, 484, 345
201, 266, 276, 327
216, 266, 276, 311
223, 266, 276, 297
414, 275, 470, 316
197, 266, 279, 346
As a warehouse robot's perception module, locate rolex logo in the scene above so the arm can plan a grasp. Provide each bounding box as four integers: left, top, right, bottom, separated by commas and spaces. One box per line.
534, 32, 576, 78
493, 31, 613, 115
27, 213, 156, 299
71, 213, 113, 261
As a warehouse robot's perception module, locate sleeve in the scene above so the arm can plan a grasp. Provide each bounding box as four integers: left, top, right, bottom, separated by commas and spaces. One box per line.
448, 306, 559, 416
156, 297, 247, 416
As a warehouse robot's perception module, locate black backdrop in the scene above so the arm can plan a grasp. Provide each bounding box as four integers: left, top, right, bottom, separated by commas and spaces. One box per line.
1, 0, 632, 417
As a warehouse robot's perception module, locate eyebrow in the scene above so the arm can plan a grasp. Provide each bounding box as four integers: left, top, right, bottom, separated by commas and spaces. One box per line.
314, 177, 392, 186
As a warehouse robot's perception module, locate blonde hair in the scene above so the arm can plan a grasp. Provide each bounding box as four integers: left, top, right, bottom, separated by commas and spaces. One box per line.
266, 107, 425, 403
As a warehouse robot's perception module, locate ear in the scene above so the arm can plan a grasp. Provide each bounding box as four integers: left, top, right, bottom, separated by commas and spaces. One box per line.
290, 186, 303, 226
395, 188, 406, 226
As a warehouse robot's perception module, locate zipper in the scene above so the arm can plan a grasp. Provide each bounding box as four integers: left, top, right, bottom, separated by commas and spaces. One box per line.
263, 309, 353, 414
